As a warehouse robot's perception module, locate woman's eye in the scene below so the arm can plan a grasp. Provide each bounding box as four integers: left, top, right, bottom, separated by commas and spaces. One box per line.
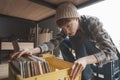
67, 25, 71, 28
67, 26, 69, 28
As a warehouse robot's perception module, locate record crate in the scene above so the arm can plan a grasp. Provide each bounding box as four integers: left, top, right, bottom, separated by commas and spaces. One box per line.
9, 54, 81, 80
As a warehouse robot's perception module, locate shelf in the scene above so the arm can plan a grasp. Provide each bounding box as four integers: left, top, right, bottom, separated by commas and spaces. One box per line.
1, 42, 34, 50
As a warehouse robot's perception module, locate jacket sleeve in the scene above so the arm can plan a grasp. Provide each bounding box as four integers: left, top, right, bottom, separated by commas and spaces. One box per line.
87, 16, 118, 67
38, 30, 66, 53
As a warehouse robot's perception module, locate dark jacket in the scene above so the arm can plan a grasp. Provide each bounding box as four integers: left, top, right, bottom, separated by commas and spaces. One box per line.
39, 15, 118, 67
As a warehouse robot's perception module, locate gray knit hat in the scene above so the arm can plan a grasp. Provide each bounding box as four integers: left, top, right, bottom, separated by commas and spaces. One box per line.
55, 2, 80, 22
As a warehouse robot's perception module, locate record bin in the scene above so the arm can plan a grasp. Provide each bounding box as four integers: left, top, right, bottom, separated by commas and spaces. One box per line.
9, 54, 81, 80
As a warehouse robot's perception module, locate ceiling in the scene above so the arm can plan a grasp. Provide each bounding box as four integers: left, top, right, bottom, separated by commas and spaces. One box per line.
0, 0, 102, 22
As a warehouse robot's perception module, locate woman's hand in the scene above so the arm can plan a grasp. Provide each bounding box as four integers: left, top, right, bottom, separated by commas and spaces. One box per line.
69, 55, 98, 80
10, 49, 32, 59
10, 47, 41, 59
70, 57, 87, 80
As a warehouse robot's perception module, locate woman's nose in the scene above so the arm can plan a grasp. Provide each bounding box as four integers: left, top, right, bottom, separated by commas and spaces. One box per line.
66, 29, 71, 35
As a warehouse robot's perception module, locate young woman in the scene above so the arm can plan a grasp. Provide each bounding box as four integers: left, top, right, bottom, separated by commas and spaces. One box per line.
11, 2, 119, 80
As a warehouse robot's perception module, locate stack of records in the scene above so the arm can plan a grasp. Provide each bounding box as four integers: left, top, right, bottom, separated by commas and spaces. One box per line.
10, 55, 51, 78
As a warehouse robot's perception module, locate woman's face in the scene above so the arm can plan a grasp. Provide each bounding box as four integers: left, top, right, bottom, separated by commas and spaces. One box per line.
61, 18, 79, 36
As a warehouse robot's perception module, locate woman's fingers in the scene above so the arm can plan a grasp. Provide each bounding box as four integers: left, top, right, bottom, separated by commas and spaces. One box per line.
11, 49, 32, 59
70, 62, 84, 80
71, 63, 79, 80
72, 64, 83, 80
17, 50, 30, 58
70, 62, 77, 77
11, 51, 21, 59
70, 63, 81, 80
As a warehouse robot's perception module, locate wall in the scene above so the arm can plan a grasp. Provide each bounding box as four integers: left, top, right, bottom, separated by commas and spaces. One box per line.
0, 16, 61, 56
38, 17, 60, 56
0, 17, 35, 41
38, 17, 59, 37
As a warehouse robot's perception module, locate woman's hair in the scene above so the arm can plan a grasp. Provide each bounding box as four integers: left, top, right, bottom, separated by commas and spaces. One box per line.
56, 18, 78, 27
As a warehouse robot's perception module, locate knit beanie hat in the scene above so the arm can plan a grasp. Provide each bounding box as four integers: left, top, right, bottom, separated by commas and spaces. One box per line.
55, 2, 80, 22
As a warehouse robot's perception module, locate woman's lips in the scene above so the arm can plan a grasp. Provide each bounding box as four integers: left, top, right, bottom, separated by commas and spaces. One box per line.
69, 32, 74, 36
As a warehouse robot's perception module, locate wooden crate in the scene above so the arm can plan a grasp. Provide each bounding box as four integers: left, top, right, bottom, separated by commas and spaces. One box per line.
9, 54, 81, 80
